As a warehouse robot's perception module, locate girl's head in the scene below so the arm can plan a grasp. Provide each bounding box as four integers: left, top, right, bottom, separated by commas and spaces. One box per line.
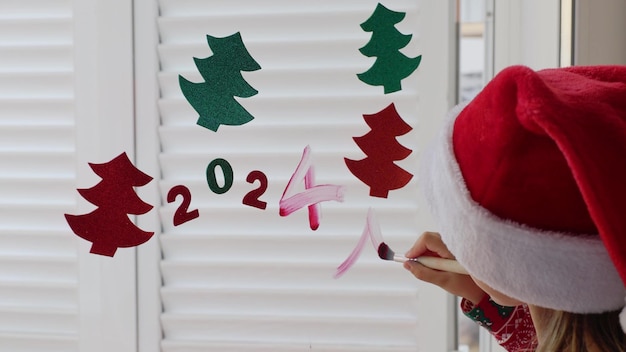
532, 306, 625, 352
420, 65, 626, 330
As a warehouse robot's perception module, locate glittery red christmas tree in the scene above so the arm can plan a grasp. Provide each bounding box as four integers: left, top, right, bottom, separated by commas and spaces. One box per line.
65, 152, 154, 256
345, 103, 413, 198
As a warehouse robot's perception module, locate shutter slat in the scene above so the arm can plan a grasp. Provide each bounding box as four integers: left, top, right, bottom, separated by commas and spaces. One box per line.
0, 205, 75, 231
0, 18, 72, 45
0, 45, 73, 71
160, 234, 384, 262
0, 282, 77, 308
161, 287, 417, 317
161, 341, 416, 352
0, 333, 77, 352
159, 206, 418, 236
161, 231, 408, 261
0, 307, 76, 335
160, 69, 416, 98
0, 72, 73, 98
161, 261, 416, 291
0, 0, 71, 18
159, 94, 418, 126
162, 313, 417, 346
159, 39, 369, 71
0, 256, 76, 283
0, 98, 73, 125
0, 152, 74, 177
159, 124, 367, 153
0, 126, 74, 152
158, 12, 371, 44
157, 0, 412, 17
0, 178, 75, 204
0, 231, 76, 257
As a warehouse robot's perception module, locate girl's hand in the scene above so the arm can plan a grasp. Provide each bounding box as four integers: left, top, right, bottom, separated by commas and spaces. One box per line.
403, 231, 486, 305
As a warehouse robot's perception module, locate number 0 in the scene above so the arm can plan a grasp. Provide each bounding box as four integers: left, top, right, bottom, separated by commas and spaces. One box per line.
206, 158, 234, 194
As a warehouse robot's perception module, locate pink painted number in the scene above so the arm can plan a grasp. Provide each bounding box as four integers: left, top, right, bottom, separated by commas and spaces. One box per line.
334, 208, 382, 278
279, 145, 345, 230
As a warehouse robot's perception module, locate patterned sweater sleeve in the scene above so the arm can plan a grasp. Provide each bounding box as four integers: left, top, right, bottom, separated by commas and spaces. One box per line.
460, 296, 537, 352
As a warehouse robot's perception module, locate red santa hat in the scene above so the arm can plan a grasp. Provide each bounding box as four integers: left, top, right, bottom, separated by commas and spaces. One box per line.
421, 65, 626, 321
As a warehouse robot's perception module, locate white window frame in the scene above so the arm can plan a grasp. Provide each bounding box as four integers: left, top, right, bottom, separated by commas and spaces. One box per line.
489, 0, 560, 76
482, 1, 561, 351
133, 0, 163, 351
573, 0, 626, 65
73, 0, 137, 351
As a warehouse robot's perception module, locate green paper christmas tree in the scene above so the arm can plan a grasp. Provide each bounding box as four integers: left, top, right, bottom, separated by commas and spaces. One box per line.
179, 32, 261, 131
357, 3, 421, 94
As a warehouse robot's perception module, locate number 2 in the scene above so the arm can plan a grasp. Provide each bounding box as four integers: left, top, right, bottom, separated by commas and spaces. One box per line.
243, 170, 268, 210
167, 185, 200, 226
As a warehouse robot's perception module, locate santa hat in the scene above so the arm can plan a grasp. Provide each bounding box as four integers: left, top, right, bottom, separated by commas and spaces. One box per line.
421, 65, 626, 321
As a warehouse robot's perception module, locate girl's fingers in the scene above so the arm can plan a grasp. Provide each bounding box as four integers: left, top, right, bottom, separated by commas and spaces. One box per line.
403, 260, 486, 304
405, 231, 455, 259
403, 259, 453, 287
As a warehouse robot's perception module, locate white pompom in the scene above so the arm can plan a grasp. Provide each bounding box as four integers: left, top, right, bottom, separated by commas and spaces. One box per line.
620, 297, 626, 333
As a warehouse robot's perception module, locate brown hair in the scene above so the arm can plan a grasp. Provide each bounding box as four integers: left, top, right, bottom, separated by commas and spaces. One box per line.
533, 307, 626, 352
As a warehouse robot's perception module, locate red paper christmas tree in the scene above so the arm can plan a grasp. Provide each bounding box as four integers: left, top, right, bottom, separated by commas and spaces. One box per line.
345, 103, 413, 198
65, 152, 154, 256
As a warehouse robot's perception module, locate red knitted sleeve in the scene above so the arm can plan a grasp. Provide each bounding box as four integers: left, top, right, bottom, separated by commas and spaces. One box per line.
461, 296, 537, 351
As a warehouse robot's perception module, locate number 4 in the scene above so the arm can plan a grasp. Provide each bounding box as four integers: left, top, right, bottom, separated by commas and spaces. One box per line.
279, 145, 346, 230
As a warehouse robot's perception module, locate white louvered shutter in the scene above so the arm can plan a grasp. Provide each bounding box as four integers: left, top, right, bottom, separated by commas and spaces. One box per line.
0, 1, 78, 351
137, 0, 457, 351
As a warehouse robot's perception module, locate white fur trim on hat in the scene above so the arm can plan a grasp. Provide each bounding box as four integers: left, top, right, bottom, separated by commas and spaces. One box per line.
420, 103, 625, 313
